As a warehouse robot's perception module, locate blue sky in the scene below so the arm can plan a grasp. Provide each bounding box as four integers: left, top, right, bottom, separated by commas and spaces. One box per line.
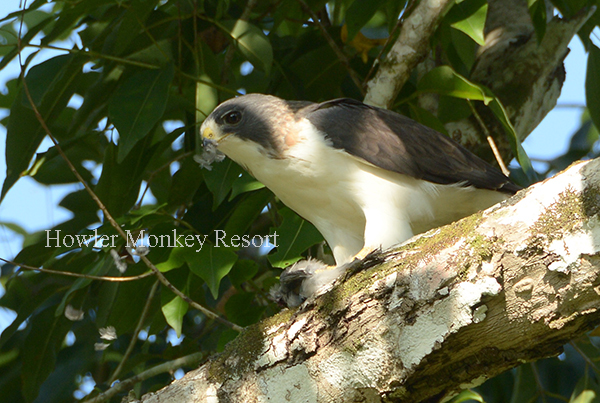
0, 1, 591, 323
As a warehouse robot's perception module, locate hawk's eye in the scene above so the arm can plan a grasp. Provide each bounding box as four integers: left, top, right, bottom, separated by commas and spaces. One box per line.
223, 111, 242, 125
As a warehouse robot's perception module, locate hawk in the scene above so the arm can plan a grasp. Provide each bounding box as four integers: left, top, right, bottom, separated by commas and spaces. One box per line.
199, 94, 519, 304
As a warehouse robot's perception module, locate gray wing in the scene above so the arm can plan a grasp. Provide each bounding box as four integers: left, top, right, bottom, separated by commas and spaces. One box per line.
301, 98, 520, 194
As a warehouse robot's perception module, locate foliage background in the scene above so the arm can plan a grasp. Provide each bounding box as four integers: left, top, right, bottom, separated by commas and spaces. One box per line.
0, 0, 600, 402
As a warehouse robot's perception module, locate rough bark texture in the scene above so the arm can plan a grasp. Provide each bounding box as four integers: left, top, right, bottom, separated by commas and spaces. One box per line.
139, 158, 600, 403
363, 0, 454, 108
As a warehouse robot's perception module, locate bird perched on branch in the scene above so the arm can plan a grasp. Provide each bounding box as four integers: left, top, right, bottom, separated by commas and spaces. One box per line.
199, 94, 519, 306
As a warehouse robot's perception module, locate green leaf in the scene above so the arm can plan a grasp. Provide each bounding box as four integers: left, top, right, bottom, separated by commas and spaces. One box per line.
161, 294, 189, 337
571, 391, 597, 403
0, 272, 67, 350
224, 189, 272, 236
0, 14, 53, 70
31, 133, 101, 185
112, 0, 161, 56
268, 207, 323, 268
96, 276, 158, 334
108, 63, 174, 162
408, 103, 449, 135
188, 246, 238, 299
22, 9, 53, 32
449, 389, 485, 403
55, 255, 111, 317
586, 45, 600, 133
444, 27, 478, 75
220, 20, 273, 74
224, 292, 265, 327
154, 236, 191, 273
229, 171, 265, 200
418, 66, 493, 104
95, 140, 158, 218
22, 307, 72, 402
385, 0, 408, 33
527, 0, 547, 43
167, 157, 204, 211
0, 23, 18, 57
228, 259, 260, 289
0, 77, 18, 109
570, 365, 600, 403
0, 221, 28, 237
2, 54, 85, 200
68, 70, 118, 138
196, 41, 220, 122
203, 159, 244, 208
446, 0, 488, 46
510, 364, 538, 403
438, 95, 472, 123
155, 229, 238, 298
571, 336, 600, 380
217, 328, 239, 352
40, 0, 115, 46
345, 0, 386, 41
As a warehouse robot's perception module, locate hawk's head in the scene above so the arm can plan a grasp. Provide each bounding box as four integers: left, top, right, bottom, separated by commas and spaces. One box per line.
200, 94, 312, 164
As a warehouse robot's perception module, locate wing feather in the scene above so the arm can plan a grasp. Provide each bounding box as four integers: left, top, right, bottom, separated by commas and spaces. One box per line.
299, 98, 520, 194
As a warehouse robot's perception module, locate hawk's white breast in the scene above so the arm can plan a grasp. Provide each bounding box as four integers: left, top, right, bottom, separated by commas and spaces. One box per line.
218, 118, 508, 264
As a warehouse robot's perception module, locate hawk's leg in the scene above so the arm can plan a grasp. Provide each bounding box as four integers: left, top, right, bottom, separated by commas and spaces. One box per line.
360, 207, 413, 260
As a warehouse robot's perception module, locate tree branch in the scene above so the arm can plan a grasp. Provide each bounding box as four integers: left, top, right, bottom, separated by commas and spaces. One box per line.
138, 158, 600, 402
364, 0, 454, 108
448, 5, 595, 159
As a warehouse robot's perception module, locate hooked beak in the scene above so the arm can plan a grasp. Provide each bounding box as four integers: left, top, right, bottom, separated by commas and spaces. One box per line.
201, 127, 217, 148
201, 126, 232, 147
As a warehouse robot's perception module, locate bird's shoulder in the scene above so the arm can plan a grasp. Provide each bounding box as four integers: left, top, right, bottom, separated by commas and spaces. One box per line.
294, 98, 519, 194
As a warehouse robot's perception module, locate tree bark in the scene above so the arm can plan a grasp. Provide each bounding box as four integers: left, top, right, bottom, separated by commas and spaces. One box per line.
139, 158, 600, 402
364, 0, 455, 109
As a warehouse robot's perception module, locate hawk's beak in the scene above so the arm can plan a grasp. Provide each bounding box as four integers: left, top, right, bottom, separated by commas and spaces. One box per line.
196, 124, 226, 168
202, 127, 217, 147
201, 126, 232, 147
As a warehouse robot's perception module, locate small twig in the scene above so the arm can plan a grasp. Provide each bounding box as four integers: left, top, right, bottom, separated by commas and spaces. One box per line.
468, 101, 511, 176
24, 43, 239, 95
570, 340, 600, 374
555, 103, 586, 109
0, 257, 154, 281
295, 0, 365, 95
529, 362, 549, 403
109, 280, 160, 383
528, 362, 569, 402
85, 352, 205, 403
26, 43, 161, 69
486, 136, 510, 176
15, 7, 242, 333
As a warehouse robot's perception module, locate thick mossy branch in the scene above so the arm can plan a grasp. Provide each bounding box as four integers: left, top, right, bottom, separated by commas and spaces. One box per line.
139, 159, 600, 403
